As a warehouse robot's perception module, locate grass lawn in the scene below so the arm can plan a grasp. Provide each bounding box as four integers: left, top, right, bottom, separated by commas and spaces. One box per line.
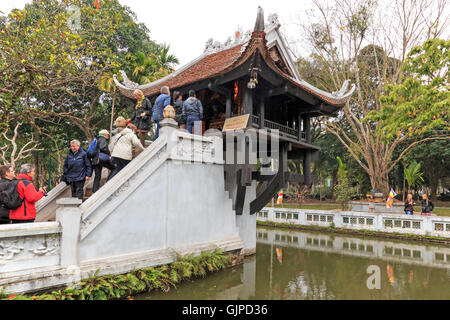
269, 202, 450, 217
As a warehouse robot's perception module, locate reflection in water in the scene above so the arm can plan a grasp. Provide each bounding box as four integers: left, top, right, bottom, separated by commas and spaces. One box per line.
136, 227, 450, 300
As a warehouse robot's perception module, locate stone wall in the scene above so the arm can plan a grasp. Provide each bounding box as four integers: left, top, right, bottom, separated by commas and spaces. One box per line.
0, 125, 250, 294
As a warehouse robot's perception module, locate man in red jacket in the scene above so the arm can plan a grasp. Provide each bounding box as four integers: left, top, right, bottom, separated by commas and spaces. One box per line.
10, 163, 46, 224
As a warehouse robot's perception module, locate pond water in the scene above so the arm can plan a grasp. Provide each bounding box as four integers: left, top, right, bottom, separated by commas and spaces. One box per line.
136, 227, 450, 300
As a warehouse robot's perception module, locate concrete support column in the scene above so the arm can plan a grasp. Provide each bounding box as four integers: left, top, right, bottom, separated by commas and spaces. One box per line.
56, 198, 82, 267
235, 181, 257, 256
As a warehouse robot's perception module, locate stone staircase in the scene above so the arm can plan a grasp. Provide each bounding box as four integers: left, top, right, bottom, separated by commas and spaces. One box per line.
36, 140, 153, 222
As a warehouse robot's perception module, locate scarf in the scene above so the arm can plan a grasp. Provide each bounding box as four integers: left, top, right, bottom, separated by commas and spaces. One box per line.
135, 96, 144, 110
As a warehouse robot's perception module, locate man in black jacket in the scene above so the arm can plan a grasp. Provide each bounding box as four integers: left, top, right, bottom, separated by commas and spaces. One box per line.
172, 91, 186, 129
128, 89, 152, 146
91, 130, 115, 193
0, 165, 16, 224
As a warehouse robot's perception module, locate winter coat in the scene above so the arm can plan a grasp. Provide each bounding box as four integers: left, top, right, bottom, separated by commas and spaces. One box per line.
173, 99, 186, 124
152, 93, 171, 122
131, 98, 152, 130
63, 147, 93, 183
91, 135, 110, 166
421, 199, 434, 213
404, 199, 415, 212
0, 179, 11, 221
9, 174, 45, 220
182, 97, 203, 119
109, 127, 144, 161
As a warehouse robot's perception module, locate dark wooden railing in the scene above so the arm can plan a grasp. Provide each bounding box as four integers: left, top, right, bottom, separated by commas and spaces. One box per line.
248, 115, 307, 141
250, 114, 260, 127
263, 119, 298, 140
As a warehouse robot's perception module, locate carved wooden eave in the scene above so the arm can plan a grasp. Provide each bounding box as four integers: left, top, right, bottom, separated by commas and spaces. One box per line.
114, 6, 355, 109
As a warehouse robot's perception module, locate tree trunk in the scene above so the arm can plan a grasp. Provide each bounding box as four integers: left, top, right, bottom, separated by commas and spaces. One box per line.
403, 173, 406, 202
331, 169, 337, 200
370, 172, 389, 195
430, 177, 439, 202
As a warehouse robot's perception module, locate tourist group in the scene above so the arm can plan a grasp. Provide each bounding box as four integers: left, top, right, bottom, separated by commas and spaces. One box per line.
0, 86, 204, 224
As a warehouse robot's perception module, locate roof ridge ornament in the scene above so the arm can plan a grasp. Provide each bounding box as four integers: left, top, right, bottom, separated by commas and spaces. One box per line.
331, 80, 356, 98
266, 13, 280, 28
203, 7, 269, 55
117, 70, 139, 89
254, 6, 265, 31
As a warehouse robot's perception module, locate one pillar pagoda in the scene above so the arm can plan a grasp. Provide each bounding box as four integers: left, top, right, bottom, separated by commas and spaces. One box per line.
114, 7, 354, 216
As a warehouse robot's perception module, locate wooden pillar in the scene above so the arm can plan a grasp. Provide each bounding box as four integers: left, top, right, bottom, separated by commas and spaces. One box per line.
304, 151, 312, 185
226, 93, 232, 118
259, 96, 265, 129
303, 115, 311, 143
298, 113, 303, 140
302, 115, 312, 185
243, 82, 253, 115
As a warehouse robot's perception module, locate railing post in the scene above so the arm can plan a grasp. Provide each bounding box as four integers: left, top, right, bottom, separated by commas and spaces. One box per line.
422, 216, 433, 236
56, 198, 82, 268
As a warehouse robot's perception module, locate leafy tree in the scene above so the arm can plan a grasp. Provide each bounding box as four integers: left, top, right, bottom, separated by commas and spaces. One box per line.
0, 0, 178, 186
368, 38, 449, 140
402, 137, 450, 201
297, 0, 448, 194
334, 156, 354, 210
403, 161, 424, 195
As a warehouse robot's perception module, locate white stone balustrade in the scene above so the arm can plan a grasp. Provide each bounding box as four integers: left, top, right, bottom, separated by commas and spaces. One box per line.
257, 207, 450, 238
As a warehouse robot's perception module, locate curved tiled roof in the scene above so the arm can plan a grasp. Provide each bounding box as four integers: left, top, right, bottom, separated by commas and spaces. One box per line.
115, 43, 245, 99
114, 8, 354, 107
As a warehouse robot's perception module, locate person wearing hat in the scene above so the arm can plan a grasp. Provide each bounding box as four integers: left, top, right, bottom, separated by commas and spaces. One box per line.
107, 116, 144, 181
91, 129, 115, 193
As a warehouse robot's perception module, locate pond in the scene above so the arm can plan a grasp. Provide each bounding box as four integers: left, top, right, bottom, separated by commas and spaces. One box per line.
136, 227, 450, 300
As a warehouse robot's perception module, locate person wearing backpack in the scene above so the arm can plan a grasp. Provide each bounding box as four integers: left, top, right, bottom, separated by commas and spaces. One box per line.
107, 116, 144, 181
421, 194, 434, 216
172, 91, 186, 129
182, 90, 203, 134
152, 86, 171, 140
63, 139, 93, 200
9, 164, 46, 224
90, 130, 115, 193
0, 165, 16, 224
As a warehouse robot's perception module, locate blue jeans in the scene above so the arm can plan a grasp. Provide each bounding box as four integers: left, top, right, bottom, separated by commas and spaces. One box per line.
405, 211, 414, 215
153, 120, 160, 140
186, 115, 200, 134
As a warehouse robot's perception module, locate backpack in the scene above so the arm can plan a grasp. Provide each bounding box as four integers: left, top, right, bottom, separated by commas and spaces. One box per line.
0, 179, 25, 210
87, 138, 98, 158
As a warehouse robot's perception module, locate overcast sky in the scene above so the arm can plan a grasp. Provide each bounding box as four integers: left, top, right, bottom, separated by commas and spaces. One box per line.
2, 1, 448, 68
0, 0, 313, 68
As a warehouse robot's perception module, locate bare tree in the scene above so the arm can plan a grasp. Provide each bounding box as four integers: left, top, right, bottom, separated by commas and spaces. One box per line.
0, 122, 43, 169
296, 0, 448, 193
